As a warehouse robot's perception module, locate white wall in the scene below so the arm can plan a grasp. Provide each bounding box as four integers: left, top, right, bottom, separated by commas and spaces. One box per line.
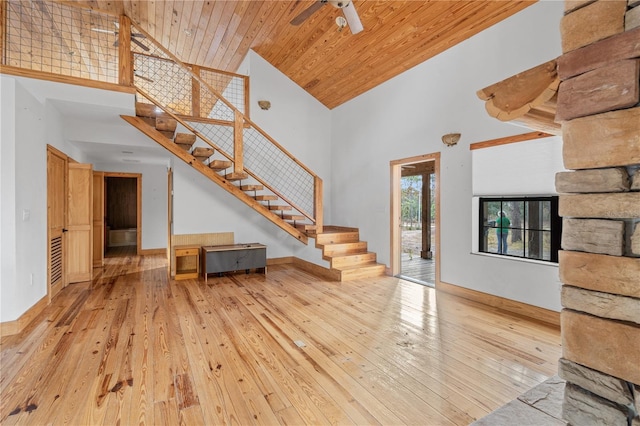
0, 77, 77, 322
472, 136, 565, 196
1, 77, 18, 322
0, 76, 140, 322
329, 2, 565, 311
93, 162, 169, 250
238, 51, 333, 226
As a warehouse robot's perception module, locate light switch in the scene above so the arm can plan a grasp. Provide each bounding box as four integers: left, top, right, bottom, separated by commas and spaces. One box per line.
22, 209, 30, 221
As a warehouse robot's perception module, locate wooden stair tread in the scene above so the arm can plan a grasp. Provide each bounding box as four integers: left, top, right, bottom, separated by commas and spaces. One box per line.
224, 172, 249, 181
241, 184, 264, 191
135, 102, 170, 120
255, 195, 278, 201
159, 130, 175, 139
268, 205, 292, 211
295, 223, 317, 231
283, 214, 306, 221
192, 147, 215, 159
209, 160, 232, 170
156, 117, 177, 132
175, 133, 196, 145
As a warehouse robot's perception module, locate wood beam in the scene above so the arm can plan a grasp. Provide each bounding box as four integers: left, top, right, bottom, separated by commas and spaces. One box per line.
477, 60, 561, 135
469, 131, 554, 150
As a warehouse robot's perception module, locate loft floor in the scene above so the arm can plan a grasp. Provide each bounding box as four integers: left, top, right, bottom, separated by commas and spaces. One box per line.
0, 252, 561, 424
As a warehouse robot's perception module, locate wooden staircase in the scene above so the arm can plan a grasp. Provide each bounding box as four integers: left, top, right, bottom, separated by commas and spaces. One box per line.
314, 226, 386, 281
127, 105, 387, 281
123, 103, 318, 244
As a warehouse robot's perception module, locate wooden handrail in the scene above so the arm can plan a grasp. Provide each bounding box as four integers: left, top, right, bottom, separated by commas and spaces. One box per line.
129, 18, 324, 225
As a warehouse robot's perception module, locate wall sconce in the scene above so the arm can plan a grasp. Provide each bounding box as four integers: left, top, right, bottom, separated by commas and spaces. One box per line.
258, 100, 271, 110
442, 133, 461, 147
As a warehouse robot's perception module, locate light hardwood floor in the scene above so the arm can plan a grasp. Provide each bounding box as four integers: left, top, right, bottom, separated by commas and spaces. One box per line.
0, 251, 561, 425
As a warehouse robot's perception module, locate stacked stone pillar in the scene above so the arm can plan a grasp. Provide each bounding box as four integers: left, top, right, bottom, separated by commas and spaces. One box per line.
556, 1, 640, 425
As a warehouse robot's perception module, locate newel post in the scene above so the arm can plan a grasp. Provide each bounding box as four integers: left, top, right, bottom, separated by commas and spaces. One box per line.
191, 65, 201, 117
118, 15, 133, 86
314, 176, 323, 233
233, 110, 244, 174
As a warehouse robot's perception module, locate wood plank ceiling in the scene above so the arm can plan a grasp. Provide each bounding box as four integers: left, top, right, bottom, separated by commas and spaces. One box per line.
59, 0, 535, 109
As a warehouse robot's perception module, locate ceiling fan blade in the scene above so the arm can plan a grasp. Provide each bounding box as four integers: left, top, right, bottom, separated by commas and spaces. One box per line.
290, 1, 326, 26
342, 2, 363, 34
131, 37, 150, 51
91, 28, 115, 34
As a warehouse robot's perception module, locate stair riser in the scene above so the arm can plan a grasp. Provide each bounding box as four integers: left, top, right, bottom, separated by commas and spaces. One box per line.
339, 265, 386, 281
330, 253, 377, 269
316, 232, 360, 245
322, 242, 368, 257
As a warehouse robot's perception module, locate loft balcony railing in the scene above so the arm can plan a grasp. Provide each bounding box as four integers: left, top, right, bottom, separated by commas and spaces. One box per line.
1, 0, 248, 115
1, 0, 323, 236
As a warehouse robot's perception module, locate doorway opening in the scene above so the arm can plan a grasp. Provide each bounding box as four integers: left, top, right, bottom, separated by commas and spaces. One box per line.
390, 153, 440, 286
103, 173, 141, 258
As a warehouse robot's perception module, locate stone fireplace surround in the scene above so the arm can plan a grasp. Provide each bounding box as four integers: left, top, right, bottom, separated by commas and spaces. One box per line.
476, 1, 640, 424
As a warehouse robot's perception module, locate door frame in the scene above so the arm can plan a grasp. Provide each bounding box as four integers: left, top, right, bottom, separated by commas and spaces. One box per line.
103, 172, 142, 255
390, 152, 441, 282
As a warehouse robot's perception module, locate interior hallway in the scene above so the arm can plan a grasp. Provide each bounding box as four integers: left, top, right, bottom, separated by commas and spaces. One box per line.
0, 252, 561, 424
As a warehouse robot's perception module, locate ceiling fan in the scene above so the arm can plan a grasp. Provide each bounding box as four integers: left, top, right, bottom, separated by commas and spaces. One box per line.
291, 0, 363, 34
91, 22, 150, 51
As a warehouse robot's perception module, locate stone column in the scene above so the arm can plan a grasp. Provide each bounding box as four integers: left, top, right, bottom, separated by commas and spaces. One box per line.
556, 1, 640, 425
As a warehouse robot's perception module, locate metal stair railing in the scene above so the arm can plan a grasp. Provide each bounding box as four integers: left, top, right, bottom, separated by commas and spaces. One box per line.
128, 19, 322, 228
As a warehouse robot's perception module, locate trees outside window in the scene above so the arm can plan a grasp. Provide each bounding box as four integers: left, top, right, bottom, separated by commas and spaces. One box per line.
479, 197, 561, 262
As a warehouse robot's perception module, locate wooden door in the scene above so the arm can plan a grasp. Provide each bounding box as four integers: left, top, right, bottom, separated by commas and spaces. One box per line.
92, 172, 104, 267
67, 163, 93, 283
47, 146, 67, 299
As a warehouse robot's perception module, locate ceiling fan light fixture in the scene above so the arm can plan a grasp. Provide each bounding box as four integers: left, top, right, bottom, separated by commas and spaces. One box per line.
336, 16, 347, 31
328, 0, 350, 9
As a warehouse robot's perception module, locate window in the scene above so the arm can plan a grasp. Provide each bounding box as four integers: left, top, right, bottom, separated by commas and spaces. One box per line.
479, 197, 561, 262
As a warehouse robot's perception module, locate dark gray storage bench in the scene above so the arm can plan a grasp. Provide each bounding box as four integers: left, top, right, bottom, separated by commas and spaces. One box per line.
201, 243, 266, 282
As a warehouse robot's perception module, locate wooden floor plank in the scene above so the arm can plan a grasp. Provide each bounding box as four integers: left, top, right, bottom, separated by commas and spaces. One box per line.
0, 251, 561, 425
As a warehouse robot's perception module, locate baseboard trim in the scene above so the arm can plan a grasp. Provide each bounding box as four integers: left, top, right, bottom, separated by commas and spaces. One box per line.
436, 280, 560, 328
292, 257, 339, 281
0, 295, 49, 337
266, 256, 295, 265
140, 248, 166, 255
268, 256, 337, 281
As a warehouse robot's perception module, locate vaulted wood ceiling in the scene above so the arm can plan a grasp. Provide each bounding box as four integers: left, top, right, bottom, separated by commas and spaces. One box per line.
61, 1, 535, 109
